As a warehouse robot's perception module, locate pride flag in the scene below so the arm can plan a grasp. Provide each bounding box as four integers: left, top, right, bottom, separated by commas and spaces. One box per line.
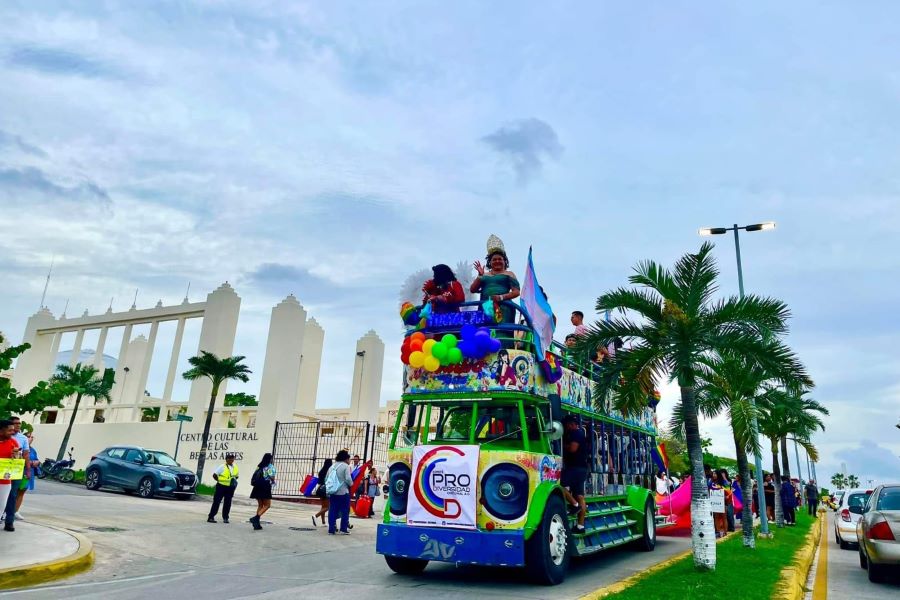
520, 247, 555, 358
651, 442, 670, 473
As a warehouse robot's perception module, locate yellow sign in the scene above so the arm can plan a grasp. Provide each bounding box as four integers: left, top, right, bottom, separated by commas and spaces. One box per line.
0, 458, 25, 480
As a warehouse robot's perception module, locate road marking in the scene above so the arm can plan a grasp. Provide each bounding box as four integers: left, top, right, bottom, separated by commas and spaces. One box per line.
2, 570, 196, 595
812, 515, 828, 600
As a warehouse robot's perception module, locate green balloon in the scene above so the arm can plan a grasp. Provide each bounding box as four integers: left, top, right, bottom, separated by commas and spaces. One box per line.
432, 342, 449, 360
448, 347, 463, 364
442, 333, 458, 348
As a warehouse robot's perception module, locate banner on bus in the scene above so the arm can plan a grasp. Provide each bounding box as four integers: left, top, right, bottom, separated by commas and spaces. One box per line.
407, 445, 479, 529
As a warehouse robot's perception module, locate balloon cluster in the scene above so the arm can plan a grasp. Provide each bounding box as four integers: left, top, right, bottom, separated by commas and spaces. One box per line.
457, 324, 501, 359
402, 332, 464, 372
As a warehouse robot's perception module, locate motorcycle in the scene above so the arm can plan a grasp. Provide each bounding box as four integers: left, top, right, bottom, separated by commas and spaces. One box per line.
38, 447, 76, 483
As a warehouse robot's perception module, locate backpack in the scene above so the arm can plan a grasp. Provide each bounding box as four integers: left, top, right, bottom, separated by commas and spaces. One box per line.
251, 467, 263, 487
324, 465, 342, 495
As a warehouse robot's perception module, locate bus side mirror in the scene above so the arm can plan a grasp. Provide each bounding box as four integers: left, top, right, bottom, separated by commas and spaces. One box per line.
547, 421, 564, 441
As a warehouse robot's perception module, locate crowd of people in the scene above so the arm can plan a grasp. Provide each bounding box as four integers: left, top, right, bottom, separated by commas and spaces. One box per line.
0, 416, 40, 534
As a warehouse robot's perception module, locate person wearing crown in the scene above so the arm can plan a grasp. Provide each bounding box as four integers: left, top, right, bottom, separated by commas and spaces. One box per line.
470, 234, 520, 323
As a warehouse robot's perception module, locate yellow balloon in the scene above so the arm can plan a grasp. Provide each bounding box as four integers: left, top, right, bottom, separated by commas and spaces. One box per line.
424, 356, 440, 372
422, 339, 437, 355
409, 351, 425, 368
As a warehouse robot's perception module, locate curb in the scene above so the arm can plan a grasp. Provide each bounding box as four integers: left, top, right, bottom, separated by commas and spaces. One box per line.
581, 529, 738, 600
0, 523, 94, 590
773, 513, 824, 600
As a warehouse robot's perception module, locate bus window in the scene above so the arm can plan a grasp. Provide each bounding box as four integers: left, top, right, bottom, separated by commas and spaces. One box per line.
435, 405, 473, 441
392, 402, 423, 448
475, 405, 523, 444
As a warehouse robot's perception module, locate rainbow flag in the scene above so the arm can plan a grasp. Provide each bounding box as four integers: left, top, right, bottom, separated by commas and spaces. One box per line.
651, 442, 670, 472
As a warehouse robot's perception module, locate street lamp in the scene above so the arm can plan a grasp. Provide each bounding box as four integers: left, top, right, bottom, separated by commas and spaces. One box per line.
699, 221, 776, 536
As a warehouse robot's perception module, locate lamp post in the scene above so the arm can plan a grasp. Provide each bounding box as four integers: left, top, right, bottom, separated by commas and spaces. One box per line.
699, 221, 775, 536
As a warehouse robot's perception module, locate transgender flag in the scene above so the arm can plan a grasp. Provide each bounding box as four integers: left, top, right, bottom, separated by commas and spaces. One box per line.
520, 247, 555, 358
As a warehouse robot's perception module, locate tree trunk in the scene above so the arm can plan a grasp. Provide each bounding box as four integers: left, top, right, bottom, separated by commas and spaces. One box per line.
780, 437, 791, 480
681, 385, 716, 570
195, 381, 220, 485
731, 424, 755, 548
57, 393, 83, 461
771, 440, 784, 528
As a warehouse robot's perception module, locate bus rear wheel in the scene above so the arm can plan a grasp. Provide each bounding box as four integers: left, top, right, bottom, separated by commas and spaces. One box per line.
635, 499, 656, 551
384, 555, 428, 575
525, 495, 569, 585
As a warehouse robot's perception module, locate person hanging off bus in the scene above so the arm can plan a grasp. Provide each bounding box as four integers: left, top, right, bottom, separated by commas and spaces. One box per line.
422, 264, 465, 311
471, 234, 520, 323
561, 415, 589, 534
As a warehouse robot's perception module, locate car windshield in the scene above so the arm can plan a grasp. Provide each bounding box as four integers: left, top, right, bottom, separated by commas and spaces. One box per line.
847, 492, 870, 509
146, 451, 179, 466
876, 489, 900, 511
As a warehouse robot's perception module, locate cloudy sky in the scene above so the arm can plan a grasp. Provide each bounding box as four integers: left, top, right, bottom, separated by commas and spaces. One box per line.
1, 1, 898, 483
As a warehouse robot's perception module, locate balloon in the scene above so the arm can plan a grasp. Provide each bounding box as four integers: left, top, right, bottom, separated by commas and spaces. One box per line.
409, 351, 425, 368
424, 356, 440, 372
459, 340, 476, 359
460, 324, 477, 341
448, 347, 462, 364
474, 329, 491, 353
441, 333, 458, 348
488, 338, 502, 353
401, 350, 411, 365
411, 332, 426, 342
423, 339, 437, 355
410, 338, 424, 352
431, 342, 449, 361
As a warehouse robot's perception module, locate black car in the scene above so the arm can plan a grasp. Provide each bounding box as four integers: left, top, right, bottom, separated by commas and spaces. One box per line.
85, 446, 197, 499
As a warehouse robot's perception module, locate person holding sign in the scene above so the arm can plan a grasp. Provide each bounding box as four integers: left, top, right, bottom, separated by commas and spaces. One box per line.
0, 419, 24, 532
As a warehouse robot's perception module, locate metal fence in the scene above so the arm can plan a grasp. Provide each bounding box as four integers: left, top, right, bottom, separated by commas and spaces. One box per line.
271, 420, 390, 498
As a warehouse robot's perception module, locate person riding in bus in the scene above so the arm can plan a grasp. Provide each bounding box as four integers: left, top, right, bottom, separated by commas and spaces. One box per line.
422, 264, 465, 311
471, 235, 520, 323
561, 415, 589, 534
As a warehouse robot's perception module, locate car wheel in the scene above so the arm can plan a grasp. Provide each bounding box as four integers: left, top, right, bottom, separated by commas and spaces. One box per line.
137, 477, 155, 499
839, 538, 849, 550
834, 529, 841, 547
85, 468, 102, 491
867, 560, 885, 583
384, 555, 429, 575
525, 495, 570, 585
634, 499, 656, 552
858, 547, 867, 569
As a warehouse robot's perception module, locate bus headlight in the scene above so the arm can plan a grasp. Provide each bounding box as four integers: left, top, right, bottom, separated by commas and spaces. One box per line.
388, 462, 411, 516
481, 463, 529, 521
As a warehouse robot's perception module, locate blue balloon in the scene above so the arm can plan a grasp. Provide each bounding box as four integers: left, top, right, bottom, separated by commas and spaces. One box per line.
474, 330, 491, 353
461, 324, 477, 340
488, 338, 501, 353
459, 340, 477, 358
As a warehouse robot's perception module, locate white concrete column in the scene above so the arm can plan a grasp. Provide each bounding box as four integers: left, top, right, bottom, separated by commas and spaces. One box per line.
112, 323, 134, 405
186, 283, 241, 422
10, 308, 57, 394
296, 317, 324, 416
349, 330, 384, 425
68, 329, 85, 367
255, 295, 307, 431
163, 317, 186, 402
93, 327, 109, 370
115, 334, 148, 422
135, 321, 159, 401
47, 331, 62, 377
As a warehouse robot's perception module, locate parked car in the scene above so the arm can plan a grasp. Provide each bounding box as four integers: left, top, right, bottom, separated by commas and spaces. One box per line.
857, 484, 900, 583
85, 446, 197, 499
835, 488, 874, 549
832, 490, 845, 511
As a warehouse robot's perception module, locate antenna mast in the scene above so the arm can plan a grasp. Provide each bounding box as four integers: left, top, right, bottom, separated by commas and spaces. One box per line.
39, 256, 55, 309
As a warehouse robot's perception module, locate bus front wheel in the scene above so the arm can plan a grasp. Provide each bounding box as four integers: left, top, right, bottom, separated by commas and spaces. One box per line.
525, 495, 570, 585
635, 499, 656, 552
384, 555, 428, 575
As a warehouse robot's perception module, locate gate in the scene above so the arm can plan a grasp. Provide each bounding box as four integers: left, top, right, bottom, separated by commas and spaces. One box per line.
271, 420, 390, 499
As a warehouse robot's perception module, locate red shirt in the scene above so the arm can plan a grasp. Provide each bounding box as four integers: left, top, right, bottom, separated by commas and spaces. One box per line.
0, 438, 20, 484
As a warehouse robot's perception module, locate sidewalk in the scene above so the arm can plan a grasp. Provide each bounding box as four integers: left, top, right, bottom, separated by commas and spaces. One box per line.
0, 520, 94, 589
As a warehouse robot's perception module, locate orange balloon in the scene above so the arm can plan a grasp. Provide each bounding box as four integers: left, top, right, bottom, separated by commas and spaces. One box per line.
410, 338, 424, 352
411, 332, 426, 342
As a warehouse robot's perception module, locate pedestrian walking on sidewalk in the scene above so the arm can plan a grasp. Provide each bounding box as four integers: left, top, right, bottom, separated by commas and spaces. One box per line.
2, 417, 28, 531
780, 476, 797, 525
249, 453, 276, 530
805, 480, 819, 515
312, 459, 332, 527
326, 450, 353, 535
207, 453, 239, 524
0, 419, 22, 532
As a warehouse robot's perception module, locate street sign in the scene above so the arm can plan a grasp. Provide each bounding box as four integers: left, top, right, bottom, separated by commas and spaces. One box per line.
175, 414, 193, 422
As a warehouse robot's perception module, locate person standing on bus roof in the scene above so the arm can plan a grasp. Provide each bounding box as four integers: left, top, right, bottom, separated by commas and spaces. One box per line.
561, 415, 589, 534
570, 311, 587, 336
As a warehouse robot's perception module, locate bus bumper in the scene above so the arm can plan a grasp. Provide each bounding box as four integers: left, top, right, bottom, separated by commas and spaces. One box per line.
376, 523, 526, 567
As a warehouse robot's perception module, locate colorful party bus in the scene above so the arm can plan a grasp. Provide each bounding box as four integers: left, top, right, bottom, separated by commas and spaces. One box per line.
376, 300, 661, 585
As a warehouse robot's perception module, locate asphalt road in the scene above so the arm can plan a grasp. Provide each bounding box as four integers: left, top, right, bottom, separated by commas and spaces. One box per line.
812, 511, 900, 599
11, 480, 691, 600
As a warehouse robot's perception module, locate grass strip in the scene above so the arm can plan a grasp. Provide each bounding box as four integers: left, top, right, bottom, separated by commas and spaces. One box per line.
602, 511, 815, 600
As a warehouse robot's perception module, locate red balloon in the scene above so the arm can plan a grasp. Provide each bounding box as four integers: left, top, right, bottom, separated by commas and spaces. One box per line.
401, 351, 411, 365
410, 338, 424, 352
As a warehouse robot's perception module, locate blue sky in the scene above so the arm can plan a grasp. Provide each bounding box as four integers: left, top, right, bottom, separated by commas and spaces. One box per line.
1, 1, 898, 483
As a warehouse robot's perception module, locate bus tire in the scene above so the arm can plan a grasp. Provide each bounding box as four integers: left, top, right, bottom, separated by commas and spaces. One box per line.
525, 495, 569, 585
384, 555, 428, 575
635, 498, 656, 552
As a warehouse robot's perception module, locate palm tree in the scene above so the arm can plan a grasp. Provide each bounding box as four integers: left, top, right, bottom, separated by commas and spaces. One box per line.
847, 475, 860, 488
51, 363, 113, 460
182, 351, 251, 483
758, 388, 827, 527
579, 242, 793, 570
830, 473, 848, 490
676, 345, 810, 547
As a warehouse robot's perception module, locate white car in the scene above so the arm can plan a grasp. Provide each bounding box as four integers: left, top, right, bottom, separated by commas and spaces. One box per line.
835, 488, 874, 549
